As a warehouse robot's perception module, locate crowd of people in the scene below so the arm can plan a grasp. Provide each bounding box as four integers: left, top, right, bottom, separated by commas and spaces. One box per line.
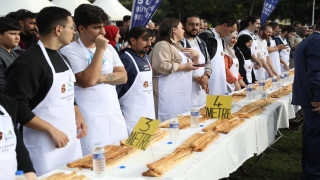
0, 3, 319, 180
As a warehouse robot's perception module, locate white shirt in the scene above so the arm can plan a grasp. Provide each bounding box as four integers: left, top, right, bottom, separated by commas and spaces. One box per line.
60, 42, 123, 74
256, 36, 269, 60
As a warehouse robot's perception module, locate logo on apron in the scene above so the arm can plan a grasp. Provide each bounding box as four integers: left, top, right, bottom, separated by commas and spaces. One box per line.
248, 65, 251, 70
287, 49, 289, 52
0, 132, 2, 141
5, 130, 13, 140
221, 52, 224, 56
61, 84, 66, 93
236, 64, 239, 68
143, 81, 149, 88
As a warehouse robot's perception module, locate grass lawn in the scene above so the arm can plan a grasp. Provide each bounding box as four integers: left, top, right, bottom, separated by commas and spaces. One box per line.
229, 128, 303, 180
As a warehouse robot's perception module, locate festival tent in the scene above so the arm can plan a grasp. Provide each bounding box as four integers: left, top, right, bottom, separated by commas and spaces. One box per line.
52, 0, 90, 16
0, 0, 55, 16
93, 0, 131, 21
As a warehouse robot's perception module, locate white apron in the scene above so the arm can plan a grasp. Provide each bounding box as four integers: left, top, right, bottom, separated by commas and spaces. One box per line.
279, 39, 291, 73
237, 47, 252, 84
268, 39, 281, 75
76, 38, 128, 156
119, 52, 155, 135
254, 38, 267, 81
158, 46, 192, 121
227, 57, 240, 93
0, 106, 17, 180
208, 28, 227, 95
23, 41, 82, 176
191, 41, 207, 106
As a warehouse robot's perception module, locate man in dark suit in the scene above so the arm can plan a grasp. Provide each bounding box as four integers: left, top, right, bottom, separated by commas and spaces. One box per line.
292, 19, 320, 180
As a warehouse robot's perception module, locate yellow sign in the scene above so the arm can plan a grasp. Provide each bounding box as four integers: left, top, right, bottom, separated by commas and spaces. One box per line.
206, 95, 232, 119
125, 117, 160, 150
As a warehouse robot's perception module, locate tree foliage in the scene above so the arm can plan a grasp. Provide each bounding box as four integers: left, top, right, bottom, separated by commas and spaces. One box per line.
89, 0, 318, 26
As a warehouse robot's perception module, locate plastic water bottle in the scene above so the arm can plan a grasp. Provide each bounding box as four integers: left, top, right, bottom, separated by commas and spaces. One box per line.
92, 142, 106, 176
280, 73, 285, 87
259, 78, 265, 92
15, 170, 26, 180
190, 107, 199, 128
170, 116, 179, 142
272, 75, 278, 90
246, 83, 253, 101
284, 71, 289, 83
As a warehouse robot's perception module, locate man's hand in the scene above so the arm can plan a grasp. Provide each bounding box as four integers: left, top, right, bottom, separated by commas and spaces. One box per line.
95, 35, 109, 51
234, 81, 241, 91
24, 172, 37, 180
285, 64, 290, 71
194, 75, 202, 84
277, 44, 287, 51
239, 79, 247, 88
48, 127, 69, 148
256, 60, 262, 68
180, 62, 198, 72
201, 74, 209, 85
312, 102, 320, 113
75, 106, 88, 139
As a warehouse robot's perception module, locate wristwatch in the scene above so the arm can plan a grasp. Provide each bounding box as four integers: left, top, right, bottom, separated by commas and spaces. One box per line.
204, 74, 210, 79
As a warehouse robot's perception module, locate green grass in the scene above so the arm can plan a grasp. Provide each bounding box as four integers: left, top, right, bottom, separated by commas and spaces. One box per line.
229, 128, 303, 180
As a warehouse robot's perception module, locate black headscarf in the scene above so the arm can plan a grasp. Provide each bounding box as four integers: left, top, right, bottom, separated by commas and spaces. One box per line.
234, 34, 252, 59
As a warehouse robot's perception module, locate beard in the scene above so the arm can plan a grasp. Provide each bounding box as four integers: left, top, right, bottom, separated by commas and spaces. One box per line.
261, 33, 269, 40
185, 29, 198, 38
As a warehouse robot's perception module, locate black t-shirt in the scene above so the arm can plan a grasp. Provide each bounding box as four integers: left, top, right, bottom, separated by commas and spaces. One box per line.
0, 93, 35, 173
116, 49, 151, 99
19, 33, 37, 49
4, 45, 70, 125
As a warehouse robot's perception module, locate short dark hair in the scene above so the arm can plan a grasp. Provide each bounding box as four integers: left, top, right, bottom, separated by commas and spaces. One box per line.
128, 26, 152, 45
123, 15, 131, 23
268, 22, 279, 29
74, 4, 109, 30
36, 7, 71, 36
259, 23, 272, 32
0, 17, 21, 34
17, 10, 37, 21
156, 18, 180, 44
181, 13, 200, 26
294, 22, 302, 27
218, 17, 237, 27
239, 15, 260, 31
282, 25, 295, 33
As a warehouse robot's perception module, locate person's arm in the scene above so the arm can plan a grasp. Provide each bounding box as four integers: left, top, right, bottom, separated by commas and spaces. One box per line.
290, 36, 299, 50
267, 44, 286, 53
74, 105, 87, 139
74, 35, 109, 86
97, 66, 127, 85
251, 54, 262, 67
266, 56, 278, 76
307, 40, 320, 104
224, 55, 237, 83
279, 57, 290, 71
116, 55, 131, 93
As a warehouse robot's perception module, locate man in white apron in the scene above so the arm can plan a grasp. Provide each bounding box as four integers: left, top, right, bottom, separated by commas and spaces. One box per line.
267, 22, 287, 76
0, 94, 37, 180
199, 17, 237, 95
255, 24, 276, 80
4, 7, 85, 176
60, 4, 128, 156
275, 25, 295, 73
117, 26, 155, 134
181, 13, 212, 106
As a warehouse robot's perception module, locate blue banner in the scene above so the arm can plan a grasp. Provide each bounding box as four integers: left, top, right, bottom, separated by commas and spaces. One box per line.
130, 0, 162, 29
260, 0, 280, 24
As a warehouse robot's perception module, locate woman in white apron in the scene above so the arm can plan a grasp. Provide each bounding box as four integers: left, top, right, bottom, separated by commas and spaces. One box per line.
267, 38, 282, 76
234, 34, 257, 85
224, 32, 247, 93
23, 41, 82, 176
149, 18, 198, 121
0, 94, 37, 180
119, 51, 155, 134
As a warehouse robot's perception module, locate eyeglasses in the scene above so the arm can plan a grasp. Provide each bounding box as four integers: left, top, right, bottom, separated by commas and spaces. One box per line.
54, 24, 76, 31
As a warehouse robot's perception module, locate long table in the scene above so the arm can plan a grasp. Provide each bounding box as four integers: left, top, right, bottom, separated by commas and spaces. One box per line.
40, 82, 299, 180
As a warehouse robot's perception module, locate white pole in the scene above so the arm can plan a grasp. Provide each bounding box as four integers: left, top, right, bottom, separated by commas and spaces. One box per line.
312, 0, 315, 25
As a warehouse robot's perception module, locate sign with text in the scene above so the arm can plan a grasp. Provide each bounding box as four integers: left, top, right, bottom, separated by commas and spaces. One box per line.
125, 117, 160, 150
260, 0, 280, 24
206, 95, 232, 119
130, 0, 163, 29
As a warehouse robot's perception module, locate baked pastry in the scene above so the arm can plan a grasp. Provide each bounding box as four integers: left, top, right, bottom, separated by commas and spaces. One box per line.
41, 171, 87, 180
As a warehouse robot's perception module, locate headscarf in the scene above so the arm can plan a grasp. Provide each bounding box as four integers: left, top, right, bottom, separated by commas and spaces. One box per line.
295, 26, 306, 38
234, 34, 252, 60
223, 31, 238, 58
104, 25, 119, 47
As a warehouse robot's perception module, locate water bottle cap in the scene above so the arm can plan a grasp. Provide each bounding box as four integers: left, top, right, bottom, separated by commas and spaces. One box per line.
94, 142, 101, 146
200, 124, 204, 127
15, 170, 24, 175
167, 142, 173, 144
225, 93, 229, 95
119, 166, 126, 169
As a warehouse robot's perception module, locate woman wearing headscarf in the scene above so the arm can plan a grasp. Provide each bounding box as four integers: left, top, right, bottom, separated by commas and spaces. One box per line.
150, 18, 199, 121
234, 34, 257, 85
290, 26, 307, 51
104, 25, 121, 52
224, 31, 247, 93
